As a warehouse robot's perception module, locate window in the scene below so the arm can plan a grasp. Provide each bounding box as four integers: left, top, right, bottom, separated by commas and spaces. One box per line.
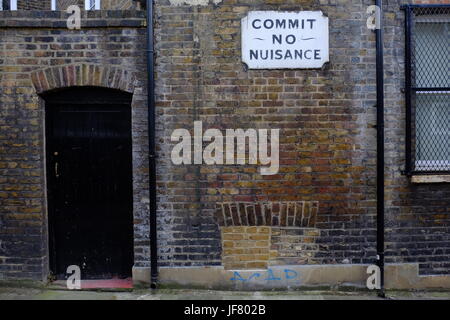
403, 5, 450, 175
0, 0, 17, 10
85, 0, 101, 10
50, 0, 101, 11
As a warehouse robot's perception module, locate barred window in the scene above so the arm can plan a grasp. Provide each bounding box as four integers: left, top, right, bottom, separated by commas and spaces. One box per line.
85, 0, 100, 10
0, 0, 17, 10
403, 5, 450, 175
50, 1, 101, 11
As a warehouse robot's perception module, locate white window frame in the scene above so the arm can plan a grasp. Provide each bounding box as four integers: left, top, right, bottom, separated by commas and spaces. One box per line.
85, 0, 101, 10
0, 0, 18, 11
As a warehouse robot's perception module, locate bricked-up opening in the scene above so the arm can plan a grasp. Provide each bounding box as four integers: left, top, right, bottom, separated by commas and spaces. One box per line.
42, 87, 134, 280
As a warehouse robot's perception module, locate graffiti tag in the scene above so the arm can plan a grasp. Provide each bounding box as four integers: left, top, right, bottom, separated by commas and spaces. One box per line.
230, 268, 298, 282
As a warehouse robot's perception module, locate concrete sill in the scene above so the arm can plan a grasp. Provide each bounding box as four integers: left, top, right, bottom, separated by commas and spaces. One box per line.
411, 175, 450, 184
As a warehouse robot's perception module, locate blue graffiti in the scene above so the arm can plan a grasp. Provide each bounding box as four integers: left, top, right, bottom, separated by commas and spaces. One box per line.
247, 273, 261, 281
230, 272, 247, 282
230, 268, 298, 282
264, 269, 281, 281
284, 269, 298, 280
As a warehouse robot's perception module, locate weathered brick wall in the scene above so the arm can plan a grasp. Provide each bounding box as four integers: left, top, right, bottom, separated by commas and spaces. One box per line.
153, 0, 378, 269
102, 0, 138, 10
215, 202, 319, 228
412, 0, 449, 3
17, 0, 51, 10
0, 11, 148, 279
221, 226, 271, 269
0, 0, 448, 281
13, 0, 138, 10
153, 0, 449, 275
56, 0, 84, 10
383, 0, 450, 275
270, 228, 321, 266
56, 0, 138, 10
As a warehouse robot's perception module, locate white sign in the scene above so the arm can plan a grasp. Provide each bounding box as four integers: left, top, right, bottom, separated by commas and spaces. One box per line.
241, 11, 329, 69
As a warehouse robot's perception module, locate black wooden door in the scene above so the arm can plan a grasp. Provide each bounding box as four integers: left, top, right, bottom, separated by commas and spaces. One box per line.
46, 103, 133, 279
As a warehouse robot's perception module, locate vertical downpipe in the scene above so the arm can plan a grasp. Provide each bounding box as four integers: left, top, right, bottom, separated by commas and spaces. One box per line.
375, 0, 385, 297
404, 6, 412, 176
146, 0, 158, 288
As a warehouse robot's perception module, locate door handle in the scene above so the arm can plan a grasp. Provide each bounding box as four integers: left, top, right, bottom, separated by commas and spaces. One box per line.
55, 162, 60, 178
54, 151, 59, 178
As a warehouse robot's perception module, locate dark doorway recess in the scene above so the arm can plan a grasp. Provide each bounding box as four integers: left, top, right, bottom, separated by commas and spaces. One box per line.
43, 87, 133, 280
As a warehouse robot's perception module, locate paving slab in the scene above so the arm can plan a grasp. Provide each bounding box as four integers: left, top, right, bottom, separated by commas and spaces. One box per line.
0, 286, 449, 300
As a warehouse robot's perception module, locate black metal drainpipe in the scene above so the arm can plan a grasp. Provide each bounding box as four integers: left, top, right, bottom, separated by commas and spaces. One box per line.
146, 0, 158, 288
375, 0, 385, 298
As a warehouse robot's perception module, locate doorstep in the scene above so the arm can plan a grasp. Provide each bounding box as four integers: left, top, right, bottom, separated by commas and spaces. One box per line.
50, 278, 133, 290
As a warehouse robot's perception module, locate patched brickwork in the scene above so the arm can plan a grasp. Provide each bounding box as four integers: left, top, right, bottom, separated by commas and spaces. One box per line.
221, 226, 271, 270
221, 225, 321, 269
270, 228, 320, 266
215, 201, 319, 228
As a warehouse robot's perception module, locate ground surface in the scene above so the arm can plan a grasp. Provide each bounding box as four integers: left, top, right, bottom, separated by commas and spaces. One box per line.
0, 285, 449, 300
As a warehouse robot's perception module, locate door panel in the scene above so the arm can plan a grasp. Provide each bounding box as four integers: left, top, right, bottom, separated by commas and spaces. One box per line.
47, 104, 133, 279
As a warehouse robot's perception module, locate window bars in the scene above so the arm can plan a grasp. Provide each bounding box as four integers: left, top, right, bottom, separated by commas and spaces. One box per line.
49, 1, 100, 11
85, 0, 100, 10
0, 0, 17, 10
403, 5, 450, 175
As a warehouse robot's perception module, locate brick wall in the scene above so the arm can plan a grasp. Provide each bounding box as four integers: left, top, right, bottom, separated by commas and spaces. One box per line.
56, 0, 138, 10
221, 226, 271, 269
56, 0, 84, 10
270, 228, 321, 266
0, 11, 147, 279
153, 0, 450, 275
17, 0, 51, 10
0, 0, 449, 280
102, 0, 137, 10
412, 0, 449, 3
11, 0, 138, 10
153, 0, 378, 269
383, 0, 450, 275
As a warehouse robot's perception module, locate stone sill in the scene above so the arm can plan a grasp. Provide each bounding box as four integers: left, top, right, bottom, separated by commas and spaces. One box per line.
411, 175, 450, 184
0, 10, 146, 28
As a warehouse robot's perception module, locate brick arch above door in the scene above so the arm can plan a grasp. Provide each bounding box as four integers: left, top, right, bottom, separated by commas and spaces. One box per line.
30, 64, 137, 94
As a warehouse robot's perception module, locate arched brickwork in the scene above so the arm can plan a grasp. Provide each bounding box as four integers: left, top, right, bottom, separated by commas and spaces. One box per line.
30, 64, 137, 94
215, 201, 319, 228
